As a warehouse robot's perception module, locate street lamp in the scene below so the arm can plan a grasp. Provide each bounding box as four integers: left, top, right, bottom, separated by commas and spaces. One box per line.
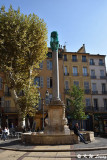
42, 90, 49, 130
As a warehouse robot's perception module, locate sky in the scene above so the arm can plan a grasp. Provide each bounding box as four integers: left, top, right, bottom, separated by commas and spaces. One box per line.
0, 0, 107, 67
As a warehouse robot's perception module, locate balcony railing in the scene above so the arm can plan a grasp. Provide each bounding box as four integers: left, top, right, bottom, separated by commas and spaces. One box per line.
85, 106, 93, 112
100, 76, 106, 79
102, 91, 107, 94
83, 73, 88, 76
84, 89, 91, 94
85, 106, 107, 112
93, 107, 107, 112
99, 63, 105, 66
90, 62, 95, 65
73, 73, 79, 76
92, 91, 98, 94
4, 92, 11, 96
91, 76, 96, 79
64, 89, 70, 94
3, 107, 18, 113
72, 59, 77, 62
82, 59, 87, 62
64, 73, 69, 76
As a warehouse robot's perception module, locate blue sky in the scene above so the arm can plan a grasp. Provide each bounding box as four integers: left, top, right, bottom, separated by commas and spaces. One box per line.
0, 0, 107, 66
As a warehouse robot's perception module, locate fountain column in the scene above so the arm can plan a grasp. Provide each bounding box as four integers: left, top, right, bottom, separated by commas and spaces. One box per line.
44, 31, 70, 135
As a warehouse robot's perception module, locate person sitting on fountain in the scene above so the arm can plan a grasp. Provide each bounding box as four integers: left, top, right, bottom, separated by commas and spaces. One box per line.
73, 123, 88, 144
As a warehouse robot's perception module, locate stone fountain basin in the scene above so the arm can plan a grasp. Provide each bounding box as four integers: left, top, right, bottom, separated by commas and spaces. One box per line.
21, 132, 78, 145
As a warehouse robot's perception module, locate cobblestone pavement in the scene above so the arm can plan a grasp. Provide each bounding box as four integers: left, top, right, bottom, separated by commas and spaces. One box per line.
0, 137, 107, 160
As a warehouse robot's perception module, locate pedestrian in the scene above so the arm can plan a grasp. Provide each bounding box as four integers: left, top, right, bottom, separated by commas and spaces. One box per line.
73, 123, 88, 144
1, 127, 7, 141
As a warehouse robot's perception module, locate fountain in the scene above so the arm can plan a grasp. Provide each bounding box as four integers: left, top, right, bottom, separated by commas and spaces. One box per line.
21, 31, 78, 144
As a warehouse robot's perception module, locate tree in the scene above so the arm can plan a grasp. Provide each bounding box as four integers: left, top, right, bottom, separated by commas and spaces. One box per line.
0, 5, 48, 119
66, 85, 87, 121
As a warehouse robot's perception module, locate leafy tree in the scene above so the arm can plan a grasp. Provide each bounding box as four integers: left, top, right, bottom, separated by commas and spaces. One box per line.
66, 85, 87, 120
0, 5, 48, 119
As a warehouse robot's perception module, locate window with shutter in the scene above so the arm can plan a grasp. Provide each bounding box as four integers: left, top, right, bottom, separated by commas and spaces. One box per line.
47, 60, 50, 70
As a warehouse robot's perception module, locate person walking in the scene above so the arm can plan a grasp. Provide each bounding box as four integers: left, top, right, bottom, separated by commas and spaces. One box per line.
73, 123, 88, 144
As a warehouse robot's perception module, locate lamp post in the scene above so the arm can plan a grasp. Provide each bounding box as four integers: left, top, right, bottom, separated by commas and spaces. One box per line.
42, 90, 49, 130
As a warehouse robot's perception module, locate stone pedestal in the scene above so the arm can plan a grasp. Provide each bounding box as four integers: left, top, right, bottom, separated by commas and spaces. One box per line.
44, 100, 70, 135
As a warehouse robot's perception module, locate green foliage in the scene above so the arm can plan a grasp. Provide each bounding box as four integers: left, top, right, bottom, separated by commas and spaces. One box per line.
0, 5, 48, 117
66, 85, 87, 120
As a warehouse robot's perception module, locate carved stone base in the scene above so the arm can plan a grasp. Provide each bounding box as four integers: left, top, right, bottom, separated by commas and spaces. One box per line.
44, 100, 70, 135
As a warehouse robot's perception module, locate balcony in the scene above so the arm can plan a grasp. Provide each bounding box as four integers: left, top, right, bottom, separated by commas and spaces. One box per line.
102, 91, 107, 95
83, 73, 88, 76
64, 89, 70, 94
90, 62, 95, 65
92, 91, 98, 94
3, 107, 18, 113
82, 59, 87, 62
4, 92, 11, 97
93, 107, 107, 112
72, 73, 79, 76
91, 75, 96, 79
85, 106, 93, 112
72, 59, 77, 62
84, 89, 91, 94
100, 76, 106, 79
64, 73, 69, 76
99, 63, 105, 66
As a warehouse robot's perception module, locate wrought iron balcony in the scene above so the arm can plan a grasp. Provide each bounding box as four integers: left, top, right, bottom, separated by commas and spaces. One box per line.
100, 76, 106, 79
92, 91, 98, 95
64, 73, 69, 76
91, 75, 96, 79
90, 62, 95, 65
3, 107, 18, 113
99, 63, 105, 66
72, 73, 79, 76
85, 106, 93, 112
83, 73, 88, 76
64, 89, 70, 94
102, 91, 107, 94
72, 59, 77, 62
84, 89, 91, 94
4, 92, 11, 97
93, 107, 107, 112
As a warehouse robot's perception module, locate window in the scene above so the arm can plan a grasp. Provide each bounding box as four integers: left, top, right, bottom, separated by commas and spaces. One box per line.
104, 99, 107, 110
65, 81, 69, 89
0, 77, 3, 90
34, 77, 43, 88
84, 82, 89, 89
39, 61, 43, 69
99, 59, 104, 65
91, 70, 96, 79
102, 83, 106, 94
94, 99, 98, 110
5, 85, 11, 96
74, 81, 79, 87
82, 56, 86, 62
92, 83, 98, 94
90, 59, 95, 65
47, 77, 52, 88
72, 55, 77, 62
100, 70, 105, 78
83, 67, 87, 76
73, 67, 78, 76
47, 60, 52, 70
92, 83, 97, 91
64, 66, 68, 76
64, 55, 67, 61
86, 98, 91, 107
